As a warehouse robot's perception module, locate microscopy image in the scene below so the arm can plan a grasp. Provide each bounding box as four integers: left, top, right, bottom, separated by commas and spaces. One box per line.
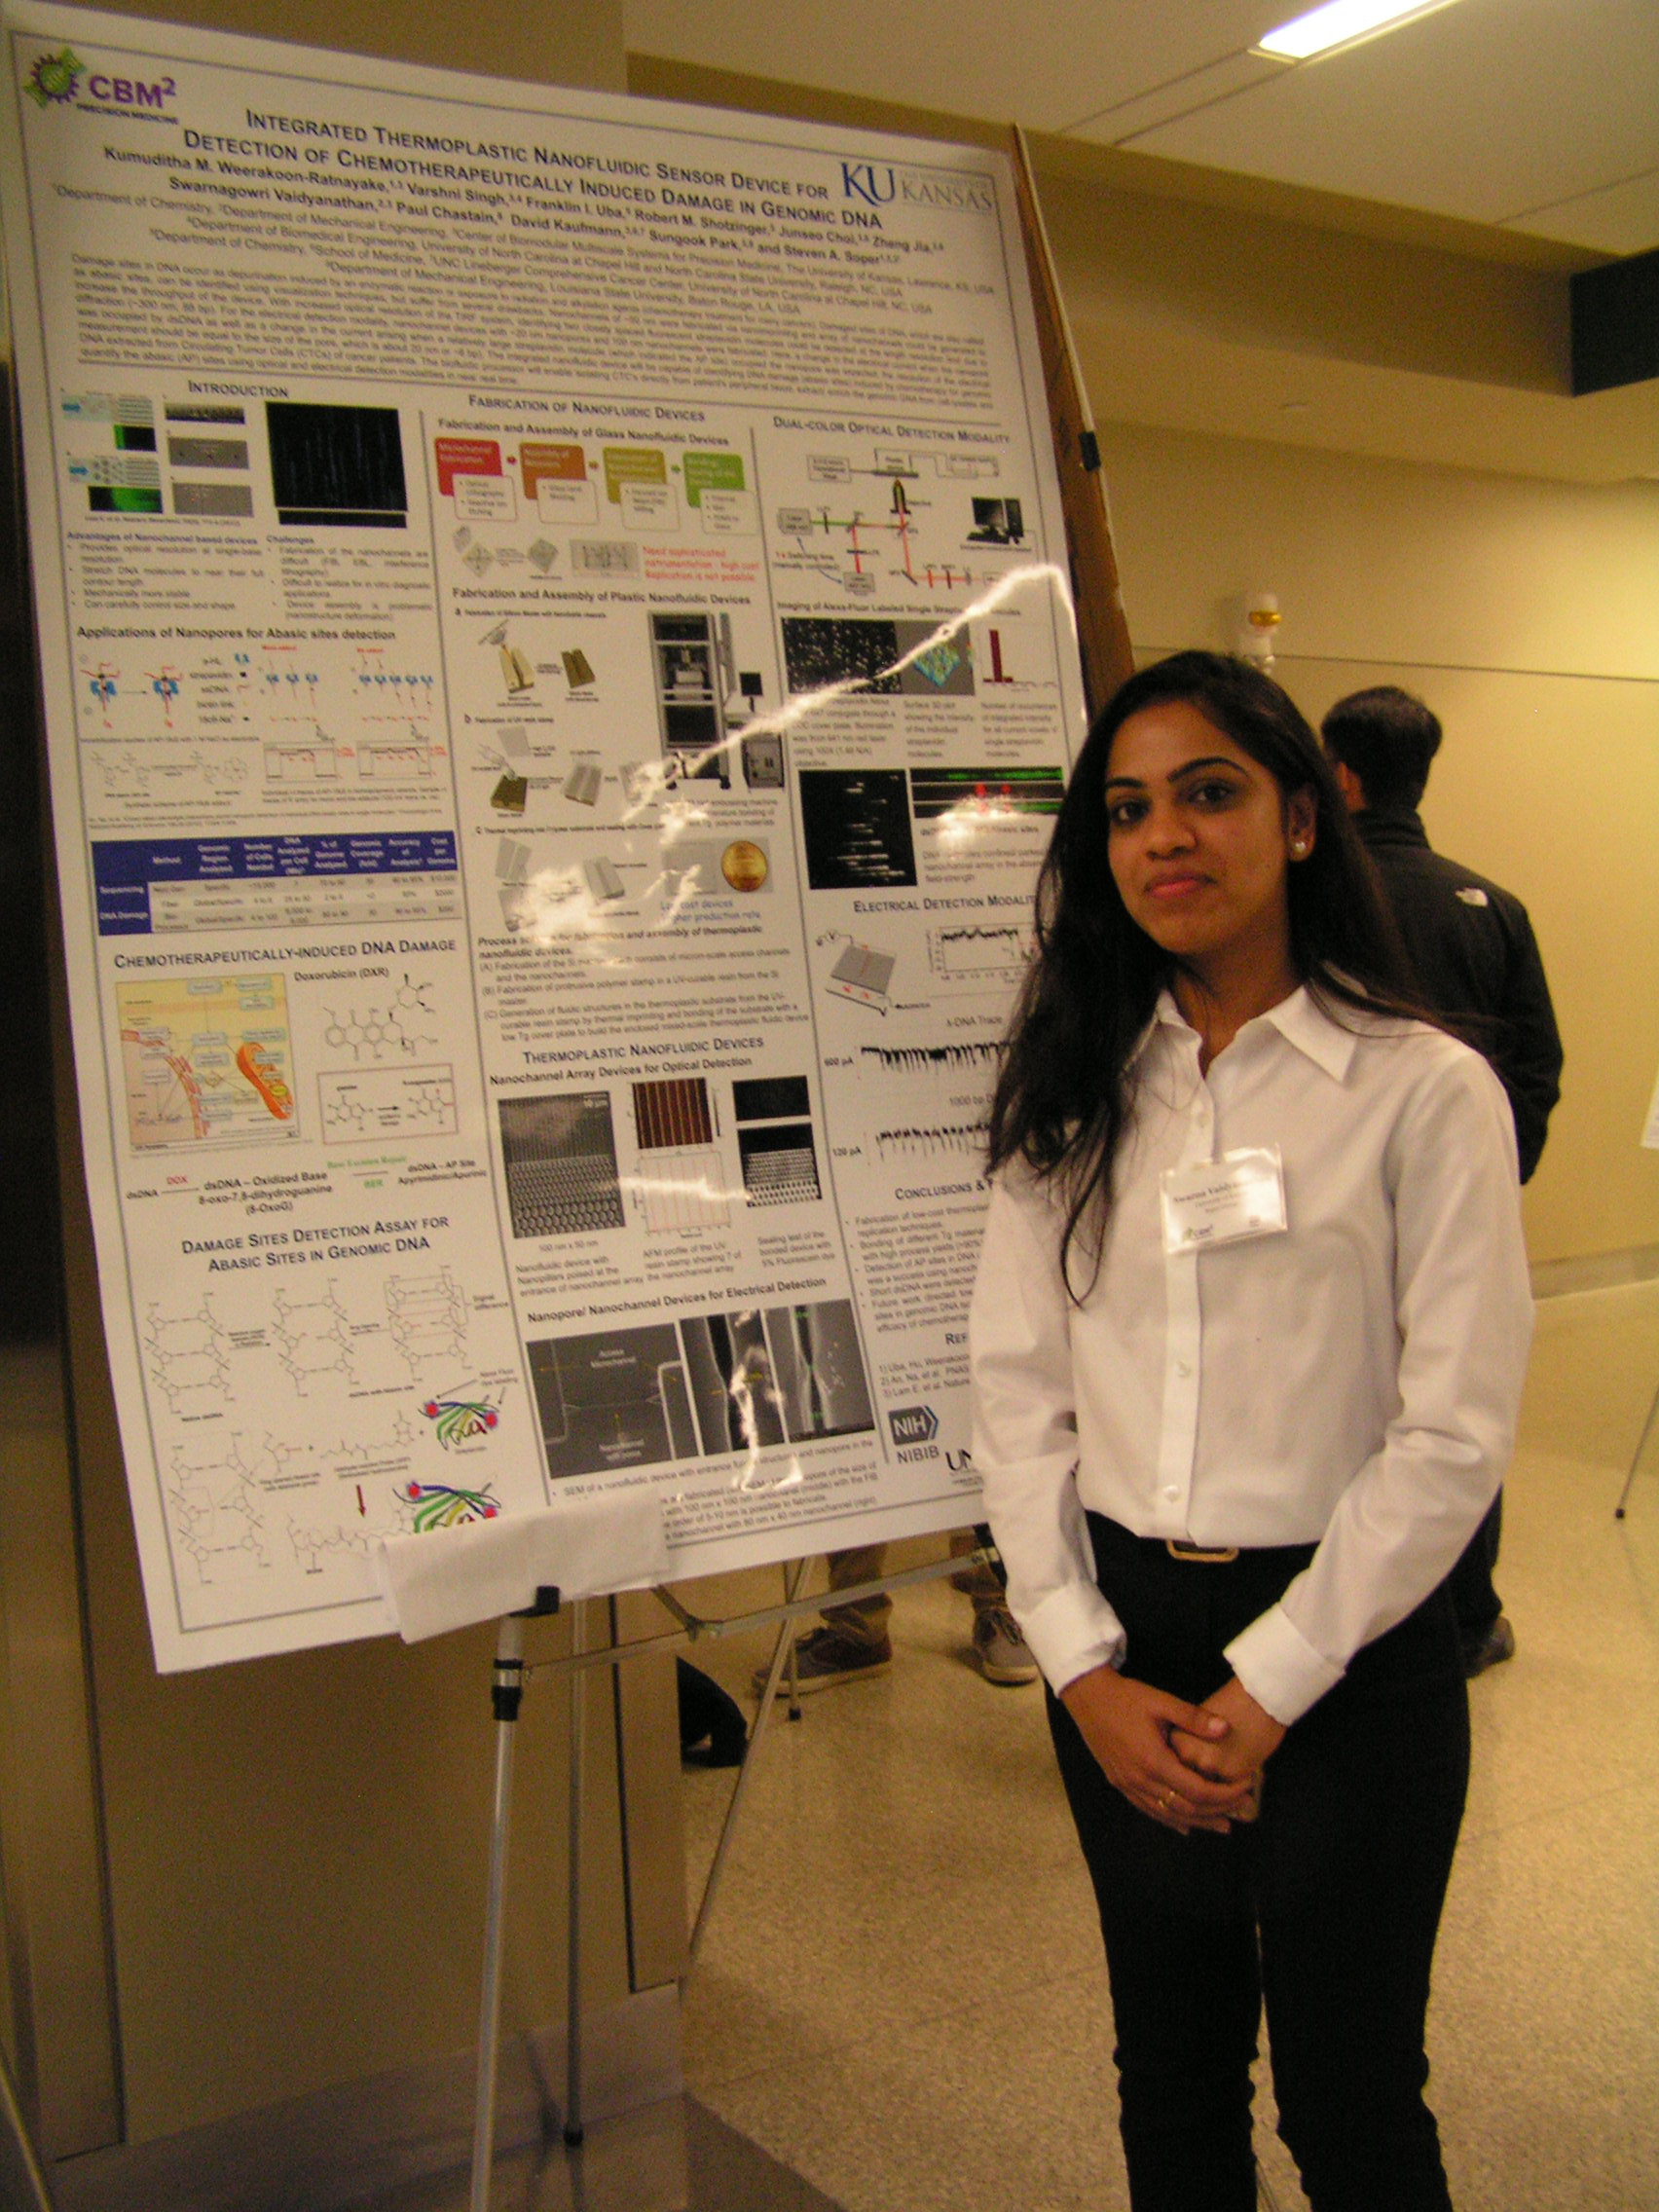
797, 770, 917, 890
498, 1091, 624, 1237
529, 1323, 697, 1479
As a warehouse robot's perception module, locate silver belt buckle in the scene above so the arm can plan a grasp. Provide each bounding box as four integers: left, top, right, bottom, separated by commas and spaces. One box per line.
1165, 1538, 1239, 1564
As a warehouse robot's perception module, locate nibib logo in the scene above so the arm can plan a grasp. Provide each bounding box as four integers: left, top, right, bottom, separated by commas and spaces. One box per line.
889, 1404, 940, 1448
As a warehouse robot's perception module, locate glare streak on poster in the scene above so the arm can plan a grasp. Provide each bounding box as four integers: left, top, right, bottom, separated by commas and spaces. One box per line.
0, 0, 1088, 1668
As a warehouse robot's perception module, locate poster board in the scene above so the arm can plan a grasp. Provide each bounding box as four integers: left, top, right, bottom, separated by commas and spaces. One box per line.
0, 1, 1089, 1670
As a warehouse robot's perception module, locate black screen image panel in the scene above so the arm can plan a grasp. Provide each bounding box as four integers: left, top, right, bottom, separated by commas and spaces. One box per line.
968, 496, 1025, 545
738, 1123, 821, 1207
782, 617, 902, 696
266, 402, 407, 527
733, 1075, 812, 1124
908, 764, 1066, 818
797, 769, 917, 890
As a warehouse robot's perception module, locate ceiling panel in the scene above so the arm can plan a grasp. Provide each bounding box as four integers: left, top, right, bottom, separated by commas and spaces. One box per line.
1117, 0, 1659, 240
1069, 307, 1659, 487
1062, 50, 1283, 142
1506, 169, 1659, 258
622, 0, 1288, 136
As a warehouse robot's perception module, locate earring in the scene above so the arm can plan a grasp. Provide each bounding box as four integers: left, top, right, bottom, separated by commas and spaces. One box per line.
1291, 839, 1309, 857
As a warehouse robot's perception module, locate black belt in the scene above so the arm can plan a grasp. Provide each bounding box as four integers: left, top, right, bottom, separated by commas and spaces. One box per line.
1088, 1512, 1318, 1573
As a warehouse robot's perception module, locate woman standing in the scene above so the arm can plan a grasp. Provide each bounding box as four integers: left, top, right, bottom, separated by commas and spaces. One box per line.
970, 652, 1530, 2210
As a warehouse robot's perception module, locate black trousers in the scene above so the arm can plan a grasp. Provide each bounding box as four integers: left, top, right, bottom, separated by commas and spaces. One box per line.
1447, 1490, 1503, 1645
1048, 1513, 1469, 2212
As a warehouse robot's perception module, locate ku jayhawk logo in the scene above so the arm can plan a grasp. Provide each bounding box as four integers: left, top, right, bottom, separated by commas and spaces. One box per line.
24, 48, 84, 106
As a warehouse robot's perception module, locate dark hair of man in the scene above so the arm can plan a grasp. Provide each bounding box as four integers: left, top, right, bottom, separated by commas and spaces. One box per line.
1320, 684, 1443, 811
986, 650, 1431, 1296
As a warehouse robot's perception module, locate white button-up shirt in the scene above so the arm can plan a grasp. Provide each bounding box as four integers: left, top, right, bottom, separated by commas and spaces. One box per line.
969, 986, 1532, 1724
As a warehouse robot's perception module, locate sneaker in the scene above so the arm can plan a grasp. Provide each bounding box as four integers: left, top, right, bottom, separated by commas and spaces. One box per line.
751, 1626, 892, 1696
971, 1604, 1039, 1685
1462, 1615, 1516, 1678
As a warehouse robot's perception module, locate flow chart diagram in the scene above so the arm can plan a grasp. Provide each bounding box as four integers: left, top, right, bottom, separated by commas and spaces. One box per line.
118, 973, 297, 1151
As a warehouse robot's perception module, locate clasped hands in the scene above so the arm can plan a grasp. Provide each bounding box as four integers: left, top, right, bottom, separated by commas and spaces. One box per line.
1060, 1664, 1287, 1835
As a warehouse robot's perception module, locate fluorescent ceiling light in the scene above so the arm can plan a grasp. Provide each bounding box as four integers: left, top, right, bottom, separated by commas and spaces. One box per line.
1256, 0, 1461, 62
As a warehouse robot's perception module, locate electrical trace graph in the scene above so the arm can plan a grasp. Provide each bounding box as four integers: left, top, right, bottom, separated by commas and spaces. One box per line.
928, 921, 1028, 984
859, 1039, 998, 1161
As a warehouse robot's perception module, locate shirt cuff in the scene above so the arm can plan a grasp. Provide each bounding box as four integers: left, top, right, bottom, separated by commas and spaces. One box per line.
1014, 1579, 1126, 1696
1224, 1603, 1346, 1726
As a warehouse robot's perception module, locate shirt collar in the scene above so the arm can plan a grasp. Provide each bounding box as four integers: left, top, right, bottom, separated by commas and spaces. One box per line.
1143, 983, 1356, 1084
1355, 805, 1430, 852
1262, 985, 1356, 1082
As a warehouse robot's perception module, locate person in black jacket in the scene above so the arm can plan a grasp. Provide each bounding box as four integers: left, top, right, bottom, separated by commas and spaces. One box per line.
1322, 685, 1563, 1677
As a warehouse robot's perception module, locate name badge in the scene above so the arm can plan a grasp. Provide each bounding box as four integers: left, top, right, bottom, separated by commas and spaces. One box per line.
1160, 1146, 1288, 1255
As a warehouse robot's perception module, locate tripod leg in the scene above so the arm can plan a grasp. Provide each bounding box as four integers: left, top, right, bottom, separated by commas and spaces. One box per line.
688, 1558, 807, 1965
787, 1566, 801, 1722
564, 1599, 587, 2148
469, 1615, 528, 2212
1615, 1377, 1659, 1519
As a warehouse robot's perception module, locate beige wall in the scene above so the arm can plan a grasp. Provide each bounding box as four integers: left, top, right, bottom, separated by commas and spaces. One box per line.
1097, 421, 1659, 1267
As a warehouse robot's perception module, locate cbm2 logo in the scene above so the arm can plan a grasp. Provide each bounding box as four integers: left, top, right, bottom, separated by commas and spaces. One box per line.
841, 161, 896, 206
26, 47, 177, 111
88, 69, 177, 109
24, 47, 84, 106
889, 1404, 939, 1448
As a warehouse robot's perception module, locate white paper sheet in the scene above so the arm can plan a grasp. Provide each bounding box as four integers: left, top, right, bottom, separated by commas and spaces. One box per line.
376, 1491, 669, 1642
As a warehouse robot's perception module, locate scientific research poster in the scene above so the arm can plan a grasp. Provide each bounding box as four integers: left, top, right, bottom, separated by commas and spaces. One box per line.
0, 2, 1087, 1668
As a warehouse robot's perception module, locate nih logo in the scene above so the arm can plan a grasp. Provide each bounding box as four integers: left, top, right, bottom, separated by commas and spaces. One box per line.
889, 1404, 940, 1460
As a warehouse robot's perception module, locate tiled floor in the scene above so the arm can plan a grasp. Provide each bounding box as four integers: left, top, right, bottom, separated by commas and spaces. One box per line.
368, 2096, 846, 2212
677, 1279, 1659, 2212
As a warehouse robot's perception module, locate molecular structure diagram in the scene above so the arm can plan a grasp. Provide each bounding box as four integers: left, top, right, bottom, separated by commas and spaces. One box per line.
166, 1438, 268, 1580
386, 1268, 468, 1376
287, 1416, 419, 1466
272, 1281, 355, 1393
144, 1298, 232, 1416
97, 747, 249, 798
321, 976, 439, 1063
288, 1521, 373, 1575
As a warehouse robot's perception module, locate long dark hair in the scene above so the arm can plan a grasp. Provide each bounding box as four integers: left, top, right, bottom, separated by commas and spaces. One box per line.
986, 650, 1429, 1294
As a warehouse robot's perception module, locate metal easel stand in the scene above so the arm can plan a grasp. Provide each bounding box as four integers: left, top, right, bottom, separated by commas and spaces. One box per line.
686, 1557, 806, 1964
562, 1597, 588, 2149
469, 1584, 562, 2212
467, 1539, 1004, 2205
0, 2038, 55, 2212
546, 1542, 1005, 1966
1614, 1375, 1659, 1518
